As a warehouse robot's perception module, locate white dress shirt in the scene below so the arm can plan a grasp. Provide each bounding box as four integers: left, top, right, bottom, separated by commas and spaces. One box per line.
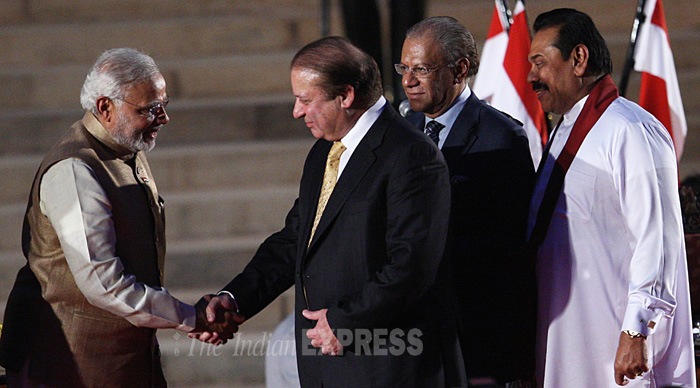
337, 96, 387, 178
422, 85, 471, 149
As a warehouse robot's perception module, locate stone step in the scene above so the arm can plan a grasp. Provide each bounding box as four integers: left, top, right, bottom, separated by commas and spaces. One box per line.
158, 329, 272, 387
1, 1, 695, 386
2, 28, 697, 114
148, 138, 313, 194
165, 235, 268, 290
0, 234, 296, 308
0, 138, 313, 310
0, 14, 318, 69
0, 184, 300, 252
0, 95, 309, 155
0, 236, 295, 330
0, 283, 292, 387
5, 0, 697, 34
165, 185, 298, 242
0, 247, 296, 326
1, 69, 696, 155
0, 0, 696, 101
1, 0, 318, 26
0, 51, 299, 112
0, 137, 313, 202
155, 286, 293, 387
159, 327, 270, 387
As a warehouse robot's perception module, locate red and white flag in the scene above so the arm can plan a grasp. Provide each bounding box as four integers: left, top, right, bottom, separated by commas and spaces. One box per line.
633, 0, 686, 160
472, 1, 509, 105
473, 0, 548, 166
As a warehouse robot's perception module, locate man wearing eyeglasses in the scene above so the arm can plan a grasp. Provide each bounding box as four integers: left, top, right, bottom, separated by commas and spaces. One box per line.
0, 48, 241, 387
399, 17, 537, 387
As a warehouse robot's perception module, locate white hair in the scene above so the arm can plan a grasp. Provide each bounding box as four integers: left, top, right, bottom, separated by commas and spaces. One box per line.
79, 48, 160, 113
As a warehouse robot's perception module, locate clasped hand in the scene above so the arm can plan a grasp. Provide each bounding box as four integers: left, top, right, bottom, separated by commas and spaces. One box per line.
189, 294, 246, 345
303, 308, 343, 356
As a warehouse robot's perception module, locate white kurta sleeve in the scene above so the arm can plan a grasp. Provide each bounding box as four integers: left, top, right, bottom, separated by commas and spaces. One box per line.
40, 158, 197, 332
614, 119, 682, 336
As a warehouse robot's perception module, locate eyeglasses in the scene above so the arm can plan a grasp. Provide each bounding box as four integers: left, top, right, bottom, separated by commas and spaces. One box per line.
394, 63, 448, 77
114, 97, 169, 121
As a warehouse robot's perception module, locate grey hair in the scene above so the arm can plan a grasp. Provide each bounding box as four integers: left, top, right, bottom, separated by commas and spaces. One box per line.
80, 48, 160, 114
406, 16, 480, 78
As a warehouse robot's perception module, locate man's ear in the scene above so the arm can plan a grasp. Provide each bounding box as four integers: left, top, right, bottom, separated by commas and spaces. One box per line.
571, 44, 589, 77
454, 57, 470, 84
96, 96, 113, 123
339, 85, 355, 109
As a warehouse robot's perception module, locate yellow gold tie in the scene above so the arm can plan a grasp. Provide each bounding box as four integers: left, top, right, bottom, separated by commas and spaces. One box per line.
309, 141, 346, 245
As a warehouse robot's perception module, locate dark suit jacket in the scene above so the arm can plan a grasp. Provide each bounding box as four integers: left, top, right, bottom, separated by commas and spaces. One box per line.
223, 103, 466, 387
408, 92, 537, 383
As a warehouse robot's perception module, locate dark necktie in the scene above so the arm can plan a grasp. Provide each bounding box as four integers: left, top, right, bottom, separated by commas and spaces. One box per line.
425, 120, 444, 145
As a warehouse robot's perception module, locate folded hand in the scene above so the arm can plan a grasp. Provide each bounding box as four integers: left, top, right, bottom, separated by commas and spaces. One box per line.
303, 308, 343, 356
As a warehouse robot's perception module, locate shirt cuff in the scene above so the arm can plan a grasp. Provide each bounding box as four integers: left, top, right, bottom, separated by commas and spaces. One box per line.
176, 302, 197, 332
216, 290, 241, 313
621, 300, 662, 337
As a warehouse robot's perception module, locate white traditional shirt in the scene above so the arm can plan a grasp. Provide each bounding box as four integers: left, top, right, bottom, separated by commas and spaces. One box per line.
529, 96, 696, 387
40, 157, 196, 332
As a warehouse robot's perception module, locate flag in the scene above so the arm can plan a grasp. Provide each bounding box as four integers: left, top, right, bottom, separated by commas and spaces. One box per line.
473, 0, 548, 166
472, 1, 510, 104
633, 0, 686, 160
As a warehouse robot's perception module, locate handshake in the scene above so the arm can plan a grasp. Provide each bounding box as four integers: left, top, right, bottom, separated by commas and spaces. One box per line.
189, 293, 246, 345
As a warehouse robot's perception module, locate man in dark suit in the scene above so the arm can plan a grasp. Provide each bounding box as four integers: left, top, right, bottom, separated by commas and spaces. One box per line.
197, 36, 466, 387
398, 17, 537, 386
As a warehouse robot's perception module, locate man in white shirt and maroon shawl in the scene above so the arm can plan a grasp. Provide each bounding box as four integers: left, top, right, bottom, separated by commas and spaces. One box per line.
527, 8, 695, 388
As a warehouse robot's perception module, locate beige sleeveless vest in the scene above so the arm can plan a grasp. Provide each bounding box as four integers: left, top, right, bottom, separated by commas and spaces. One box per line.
1, 112, 167, 387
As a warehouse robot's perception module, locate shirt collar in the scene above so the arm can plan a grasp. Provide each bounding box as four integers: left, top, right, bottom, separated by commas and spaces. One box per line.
335, 96, 386, 177
340, 95, 386, 152
81, 111, 136, 160
561, 94, 590, 129
424, 85, 471, 131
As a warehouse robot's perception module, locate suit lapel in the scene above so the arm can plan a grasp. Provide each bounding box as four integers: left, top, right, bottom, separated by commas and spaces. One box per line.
443, 93, 481, 154
306, 103, 394, 249
300, 140, 332, 251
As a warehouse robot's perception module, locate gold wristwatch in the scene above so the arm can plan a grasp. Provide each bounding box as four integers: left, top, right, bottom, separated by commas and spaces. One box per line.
622, 330, 646, 339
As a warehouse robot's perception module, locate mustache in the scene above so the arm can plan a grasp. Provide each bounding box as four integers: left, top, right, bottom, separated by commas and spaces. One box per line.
532, 82, 548, 92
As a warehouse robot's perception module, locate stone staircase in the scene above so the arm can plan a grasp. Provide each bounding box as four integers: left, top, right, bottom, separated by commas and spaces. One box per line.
0, 0, 697, 386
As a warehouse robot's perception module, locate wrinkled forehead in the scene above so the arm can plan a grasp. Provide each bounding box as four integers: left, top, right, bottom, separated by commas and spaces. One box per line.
291, 68, 329, 95
402, 35, 444, 64
123, 74, 167, 101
